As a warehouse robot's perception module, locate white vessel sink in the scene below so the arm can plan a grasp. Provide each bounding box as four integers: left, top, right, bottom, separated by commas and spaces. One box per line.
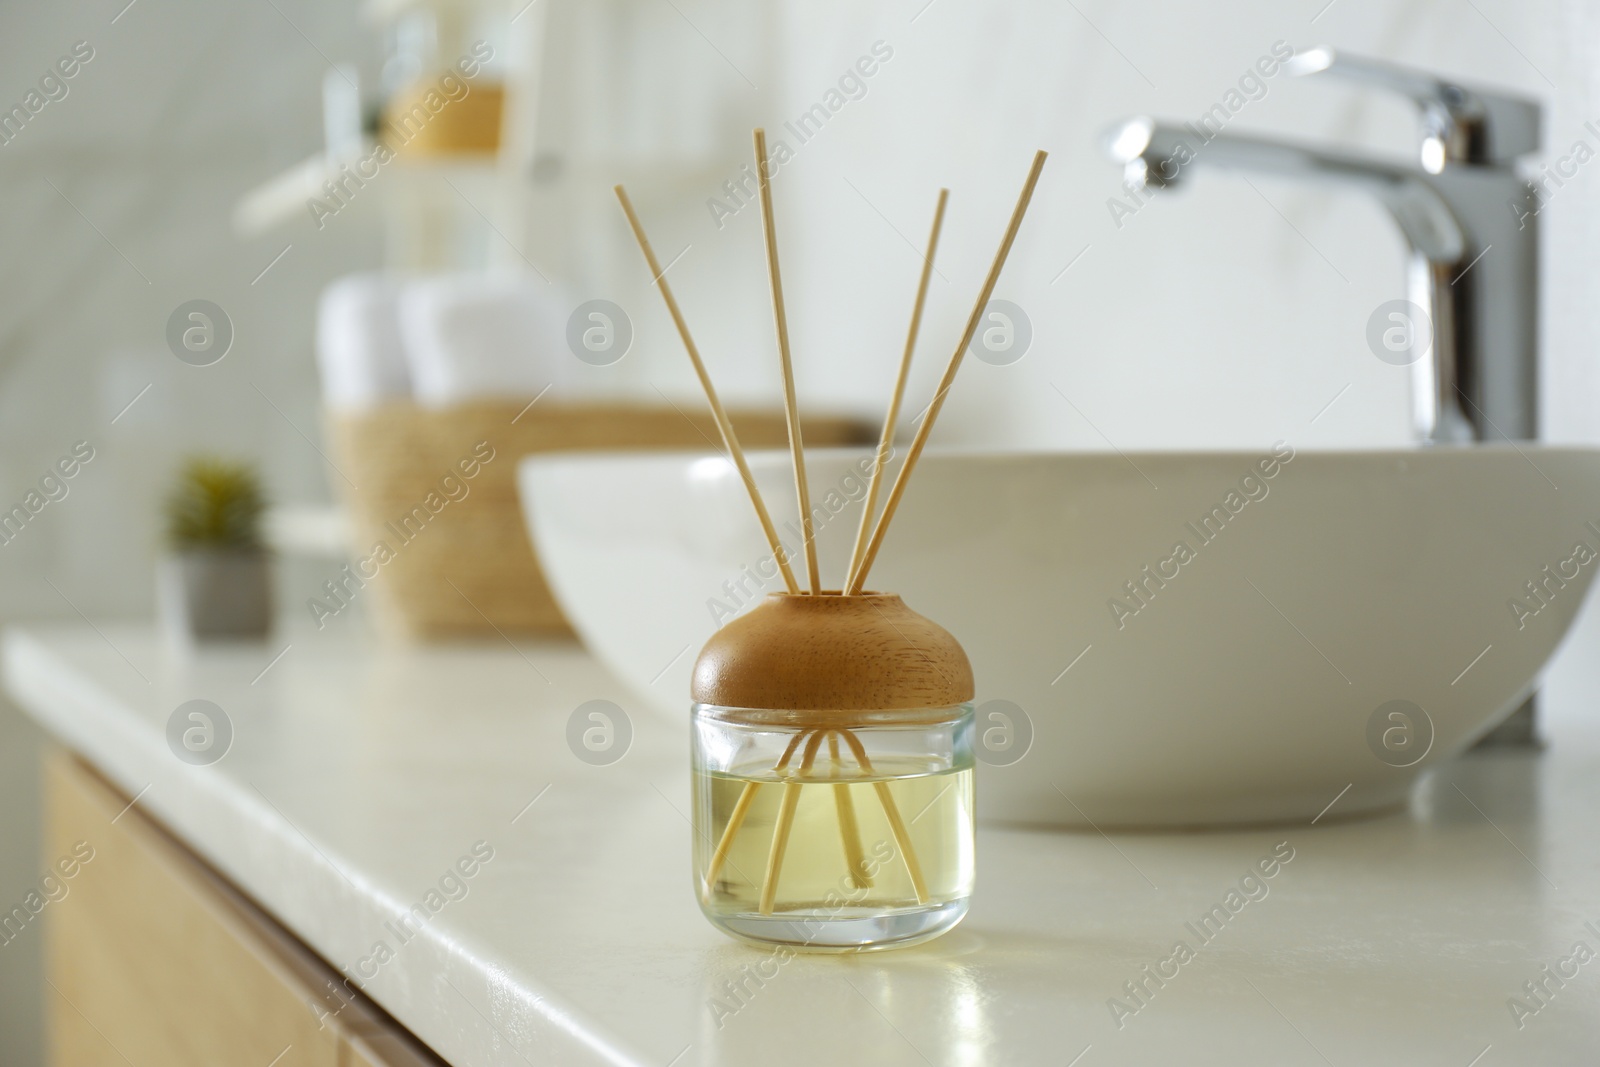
519, 446, 1600, 827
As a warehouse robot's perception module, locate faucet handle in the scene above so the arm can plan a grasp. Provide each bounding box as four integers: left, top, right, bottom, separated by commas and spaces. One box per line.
1285, 46, 1540, 170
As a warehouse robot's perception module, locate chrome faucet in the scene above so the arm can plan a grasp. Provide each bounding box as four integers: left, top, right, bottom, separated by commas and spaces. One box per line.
1105, 47, 1542, 445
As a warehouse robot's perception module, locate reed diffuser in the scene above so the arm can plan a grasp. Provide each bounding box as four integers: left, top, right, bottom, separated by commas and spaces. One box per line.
616, 136, 1046, 950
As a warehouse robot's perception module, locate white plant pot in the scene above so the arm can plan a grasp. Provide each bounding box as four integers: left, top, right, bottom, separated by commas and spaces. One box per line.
158, 549, 273, 642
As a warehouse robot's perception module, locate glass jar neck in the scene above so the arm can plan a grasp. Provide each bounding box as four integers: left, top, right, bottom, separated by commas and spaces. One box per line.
692, 703, 972, 730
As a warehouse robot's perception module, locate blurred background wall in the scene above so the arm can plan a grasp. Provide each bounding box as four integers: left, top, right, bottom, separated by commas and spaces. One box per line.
0, 0, 1585, 1061
0, 5, 373, 1059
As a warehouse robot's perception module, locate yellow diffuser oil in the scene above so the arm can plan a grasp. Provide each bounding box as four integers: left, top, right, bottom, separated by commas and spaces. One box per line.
693, 718, 975, 949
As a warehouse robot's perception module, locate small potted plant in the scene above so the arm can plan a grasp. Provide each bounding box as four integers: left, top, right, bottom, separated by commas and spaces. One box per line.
157, 457, 272, 642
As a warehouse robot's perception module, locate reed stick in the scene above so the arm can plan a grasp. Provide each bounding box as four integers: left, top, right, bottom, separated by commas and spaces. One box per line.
614, 184, 800, 595
836, 728, 928, 904
702, 781, 757, 899
846, 150, 1048, 596
774, 727, 813, 771
873, 782, 928, 904
759, 729, 829, 914
845, 188, 949, 592
703, 727, 814, 898
829, 731, 872, 888
759, 782, 802, 915
753, 129, 820, 595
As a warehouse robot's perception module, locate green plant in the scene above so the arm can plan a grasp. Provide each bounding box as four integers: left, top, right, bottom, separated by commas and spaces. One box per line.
165, 457, 265, 551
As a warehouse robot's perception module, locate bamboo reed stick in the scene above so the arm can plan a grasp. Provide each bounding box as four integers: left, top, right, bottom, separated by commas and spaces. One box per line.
702, 727, 815, 898
702, 781, 757, 899
872, 781, 928, 904
759, 729, 830, 914
759, 782, 802, 915
614, 184, 801, 595
798, 728, 827, 775
835, 728, 929, 905
829, 731, 872, 888
846, 150, 1048, 596
873, 782, 928, 903
775, 728, 813, 771
845, 188, 949, 592
753, 129, 820, 595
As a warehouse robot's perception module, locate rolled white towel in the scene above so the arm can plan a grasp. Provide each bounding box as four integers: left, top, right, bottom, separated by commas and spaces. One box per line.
398, 274, 567, 407
315, 273, 411, 410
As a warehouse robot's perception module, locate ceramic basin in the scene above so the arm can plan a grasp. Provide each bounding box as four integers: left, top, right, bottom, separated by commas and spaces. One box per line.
518, 445, 1600, 827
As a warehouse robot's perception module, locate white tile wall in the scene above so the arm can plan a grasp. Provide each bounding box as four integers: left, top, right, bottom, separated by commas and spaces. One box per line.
543, 0, 1579, 449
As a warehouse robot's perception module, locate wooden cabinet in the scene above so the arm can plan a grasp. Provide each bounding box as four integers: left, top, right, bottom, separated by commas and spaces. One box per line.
42, 751, 445, 1067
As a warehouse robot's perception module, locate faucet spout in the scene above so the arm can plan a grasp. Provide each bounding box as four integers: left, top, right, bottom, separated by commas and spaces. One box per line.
1103, 110, 1537, 446
1105, 118, 1465, 262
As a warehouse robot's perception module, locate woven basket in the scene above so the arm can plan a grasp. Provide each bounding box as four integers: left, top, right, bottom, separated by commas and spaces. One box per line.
326, 401, 871, 641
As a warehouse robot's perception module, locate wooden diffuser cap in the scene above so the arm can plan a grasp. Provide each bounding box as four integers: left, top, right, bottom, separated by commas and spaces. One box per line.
691, 592, 975, 712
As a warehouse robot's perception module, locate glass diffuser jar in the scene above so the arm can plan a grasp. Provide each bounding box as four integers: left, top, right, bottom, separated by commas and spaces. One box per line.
690, 592, 975, 951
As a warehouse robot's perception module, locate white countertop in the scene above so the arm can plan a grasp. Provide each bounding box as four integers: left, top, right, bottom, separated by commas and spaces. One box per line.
7, 624, 1600, 1066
